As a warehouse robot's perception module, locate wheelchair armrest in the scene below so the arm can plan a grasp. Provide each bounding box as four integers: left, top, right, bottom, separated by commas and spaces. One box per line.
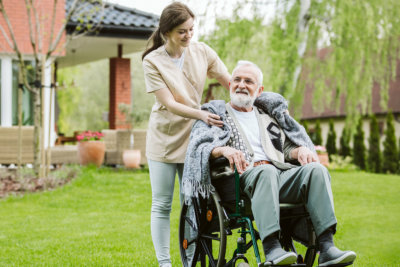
209, 156, 230, 169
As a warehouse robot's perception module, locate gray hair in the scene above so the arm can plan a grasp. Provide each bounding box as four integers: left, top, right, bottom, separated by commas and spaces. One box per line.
232, 60, 263, 86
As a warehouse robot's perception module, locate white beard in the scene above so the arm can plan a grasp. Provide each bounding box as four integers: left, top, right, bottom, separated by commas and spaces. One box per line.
230, 89, 257, 109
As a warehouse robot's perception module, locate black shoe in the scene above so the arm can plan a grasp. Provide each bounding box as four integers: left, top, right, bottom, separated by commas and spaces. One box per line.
265, 247, 297, 265
318, 246, 356, 266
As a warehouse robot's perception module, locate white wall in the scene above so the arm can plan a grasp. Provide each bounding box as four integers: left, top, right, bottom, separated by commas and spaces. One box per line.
1, 56, 12, 126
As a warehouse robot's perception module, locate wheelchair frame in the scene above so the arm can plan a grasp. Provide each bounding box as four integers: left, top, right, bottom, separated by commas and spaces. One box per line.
179, 165, 319, 267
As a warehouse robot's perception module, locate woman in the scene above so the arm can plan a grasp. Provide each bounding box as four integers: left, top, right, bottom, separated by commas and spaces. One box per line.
142, 2, 230, 267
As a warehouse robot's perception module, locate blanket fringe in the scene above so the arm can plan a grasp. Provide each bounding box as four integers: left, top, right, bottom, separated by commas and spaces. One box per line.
182, 179, 215, 205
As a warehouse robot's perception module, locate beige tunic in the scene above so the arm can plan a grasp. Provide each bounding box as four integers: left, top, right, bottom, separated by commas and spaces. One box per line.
143, 42, 229, 163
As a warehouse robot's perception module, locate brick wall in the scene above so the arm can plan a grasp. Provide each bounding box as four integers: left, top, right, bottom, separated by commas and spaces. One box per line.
0, 0, 65, 55
109, 57, 131, 129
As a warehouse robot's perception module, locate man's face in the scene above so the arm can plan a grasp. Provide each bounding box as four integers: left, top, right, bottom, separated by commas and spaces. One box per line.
229, 65, 263, 110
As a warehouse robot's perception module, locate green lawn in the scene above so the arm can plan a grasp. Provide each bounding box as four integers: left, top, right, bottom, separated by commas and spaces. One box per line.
0, 167, 399, 266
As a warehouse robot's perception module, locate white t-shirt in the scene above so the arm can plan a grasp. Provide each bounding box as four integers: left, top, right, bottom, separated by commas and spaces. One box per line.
230, 108, 270, 162
168, 49, 185, 70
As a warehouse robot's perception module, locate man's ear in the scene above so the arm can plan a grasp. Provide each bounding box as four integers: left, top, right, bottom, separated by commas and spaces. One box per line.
257, 86, 264, 97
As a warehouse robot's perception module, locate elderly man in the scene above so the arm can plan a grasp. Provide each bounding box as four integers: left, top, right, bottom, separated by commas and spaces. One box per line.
182, 61, 356, 266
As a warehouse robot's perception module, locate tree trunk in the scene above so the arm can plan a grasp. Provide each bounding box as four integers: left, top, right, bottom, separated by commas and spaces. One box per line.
17, 69, 23, 179
40, 55, 46, 178
291, 0, 311, 92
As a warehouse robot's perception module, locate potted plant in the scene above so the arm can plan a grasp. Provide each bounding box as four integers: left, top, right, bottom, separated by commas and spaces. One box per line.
76, 131, 105, 167
118, 103, 148, 168
315, 145, 329, 167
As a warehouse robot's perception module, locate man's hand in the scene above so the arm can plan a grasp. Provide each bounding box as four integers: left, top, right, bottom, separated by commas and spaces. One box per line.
291, 146, 319, 166
211, 147, 249, 174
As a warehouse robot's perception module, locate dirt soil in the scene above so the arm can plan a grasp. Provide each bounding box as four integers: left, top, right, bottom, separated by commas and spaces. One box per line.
0, 166, 79, 198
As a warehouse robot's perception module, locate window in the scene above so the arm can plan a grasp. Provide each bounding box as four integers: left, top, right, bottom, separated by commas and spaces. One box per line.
12, 60, 35, 125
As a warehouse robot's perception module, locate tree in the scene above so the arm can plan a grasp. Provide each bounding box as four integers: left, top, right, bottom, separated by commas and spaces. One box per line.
0, 0, 105, 176
195, 0, 400, 123
339, 127, 351, 158
382, 111, 399, 173
312, 120, 322, 145
368, 114, 382, 173
325, 120, 337, 159
353, 118, 366, 170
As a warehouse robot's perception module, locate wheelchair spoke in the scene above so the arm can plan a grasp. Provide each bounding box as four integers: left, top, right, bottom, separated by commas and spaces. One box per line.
183, 215, 198, 231
191, 243, 201, 267
200, 233, 221, 241
192, 198, 202, 228
200, 239, 217, 267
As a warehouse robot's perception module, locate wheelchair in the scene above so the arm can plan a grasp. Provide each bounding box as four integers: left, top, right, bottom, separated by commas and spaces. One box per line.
179, 158, 352, 267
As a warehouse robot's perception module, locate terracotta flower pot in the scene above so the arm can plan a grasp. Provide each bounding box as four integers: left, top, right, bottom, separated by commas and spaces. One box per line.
317, 152, 329, 167
77, 141, 106, 167
122, 149, 141, 168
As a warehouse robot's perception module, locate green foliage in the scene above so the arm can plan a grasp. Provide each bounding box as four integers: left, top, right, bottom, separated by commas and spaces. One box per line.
118, 103, 150, 131
57, 67, 82, 135
368, 114, 382, 173
382, 111, 399, 173
198, 0, 400, 123
339, 127, 352, 157
304, 0, 400, 125
311, 120, 322, 145
327, 155, 357, 172
353, 118, 367, 170
301, 120, 309, 133
325, 120, 337, 159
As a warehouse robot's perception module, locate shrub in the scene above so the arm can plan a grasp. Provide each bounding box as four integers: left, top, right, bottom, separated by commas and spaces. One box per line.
353, 118, 366, 170
302, 120, 309, 133
312, 120, 323, 145
327, 155, 358, 172
382, 111, 399, 173
326, 120, 337, 159
339, 127, 352, 157
368, 114, 382, 173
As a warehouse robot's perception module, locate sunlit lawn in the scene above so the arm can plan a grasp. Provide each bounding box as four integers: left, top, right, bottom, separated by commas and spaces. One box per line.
0, 166, 399, 266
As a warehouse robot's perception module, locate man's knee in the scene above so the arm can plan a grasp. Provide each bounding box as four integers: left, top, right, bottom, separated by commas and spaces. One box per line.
245, 165, 279, 195
302, 162, 331, 189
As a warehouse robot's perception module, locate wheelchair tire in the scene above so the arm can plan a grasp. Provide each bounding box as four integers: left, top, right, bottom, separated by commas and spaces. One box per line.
179, 192, 227, 267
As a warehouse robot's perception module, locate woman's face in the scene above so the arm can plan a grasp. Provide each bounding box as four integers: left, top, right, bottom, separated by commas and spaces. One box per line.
165, 17, 194, 48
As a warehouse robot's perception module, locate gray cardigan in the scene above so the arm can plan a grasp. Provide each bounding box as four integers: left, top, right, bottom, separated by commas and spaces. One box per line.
182, 92, 315, 202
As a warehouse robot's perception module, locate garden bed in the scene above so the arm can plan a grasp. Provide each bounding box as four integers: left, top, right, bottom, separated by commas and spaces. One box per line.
0, 166, 80, 198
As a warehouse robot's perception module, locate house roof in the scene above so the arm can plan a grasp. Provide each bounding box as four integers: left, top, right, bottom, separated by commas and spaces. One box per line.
66, 0, 159, 39
58, 1, 160, 68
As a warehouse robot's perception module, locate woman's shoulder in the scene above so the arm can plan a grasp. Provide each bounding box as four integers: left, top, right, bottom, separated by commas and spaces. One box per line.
143, 46, 165, 63
189, 41, 213, 52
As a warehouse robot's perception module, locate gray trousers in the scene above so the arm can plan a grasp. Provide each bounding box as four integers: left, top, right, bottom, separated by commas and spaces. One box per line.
148, 160, 184, 266
240, 162, 337, 242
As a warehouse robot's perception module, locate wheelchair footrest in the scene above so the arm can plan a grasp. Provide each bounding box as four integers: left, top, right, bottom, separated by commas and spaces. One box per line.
317, 262, 354, 267
261, 263, 306, 267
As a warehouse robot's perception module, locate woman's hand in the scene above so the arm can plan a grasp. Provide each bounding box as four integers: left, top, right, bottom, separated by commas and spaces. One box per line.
199, 110, 224, 127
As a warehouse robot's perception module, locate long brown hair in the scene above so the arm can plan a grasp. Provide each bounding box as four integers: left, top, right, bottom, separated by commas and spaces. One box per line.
142, 2, 195, 60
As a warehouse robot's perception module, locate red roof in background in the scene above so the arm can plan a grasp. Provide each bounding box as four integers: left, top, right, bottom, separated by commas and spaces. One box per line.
300, 55, 400, 120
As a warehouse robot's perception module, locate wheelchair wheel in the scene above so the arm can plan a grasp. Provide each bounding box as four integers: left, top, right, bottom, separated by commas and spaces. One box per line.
179, 192, 227, 267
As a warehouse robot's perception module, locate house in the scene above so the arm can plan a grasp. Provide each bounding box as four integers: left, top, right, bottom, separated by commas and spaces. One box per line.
0, 0, 158, 148
301, 62, 400, 149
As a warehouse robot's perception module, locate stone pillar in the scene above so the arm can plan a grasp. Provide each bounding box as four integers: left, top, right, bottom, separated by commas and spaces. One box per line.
109, 57, 131, 129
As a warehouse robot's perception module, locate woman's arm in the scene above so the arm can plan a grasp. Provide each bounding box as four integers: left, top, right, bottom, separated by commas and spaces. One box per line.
154, 87, 224, 127
216, 74, 231, 90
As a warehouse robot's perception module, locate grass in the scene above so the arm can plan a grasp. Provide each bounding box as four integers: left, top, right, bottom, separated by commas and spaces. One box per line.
0, 167, 399, 266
